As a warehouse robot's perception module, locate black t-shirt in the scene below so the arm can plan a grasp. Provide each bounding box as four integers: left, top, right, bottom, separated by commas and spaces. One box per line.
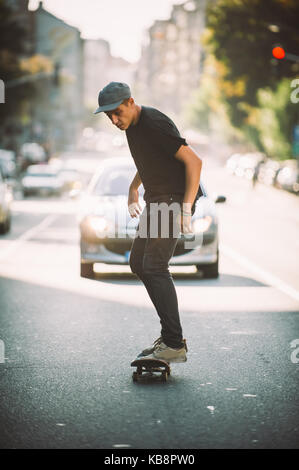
126, 106, 202, 203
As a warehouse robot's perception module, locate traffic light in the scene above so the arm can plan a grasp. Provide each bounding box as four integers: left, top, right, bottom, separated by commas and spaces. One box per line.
272, 45, 285, 60
272, 45, 299, 63
271, 44, 286, 79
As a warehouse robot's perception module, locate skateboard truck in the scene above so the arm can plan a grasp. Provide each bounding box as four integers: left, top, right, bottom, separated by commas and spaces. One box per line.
131, 357, 171, 383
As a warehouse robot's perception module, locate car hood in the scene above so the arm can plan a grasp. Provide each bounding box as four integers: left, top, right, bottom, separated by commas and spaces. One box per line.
78, 195, 143, 228
78, 194, 216, 228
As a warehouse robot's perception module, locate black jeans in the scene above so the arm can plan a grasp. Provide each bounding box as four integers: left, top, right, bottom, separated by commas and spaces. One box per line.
129, 194, 196, 349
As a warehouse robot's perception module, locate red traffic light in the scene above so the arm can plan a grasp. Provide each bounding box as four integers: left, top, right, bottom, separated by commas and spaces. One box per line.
272, 46, 285, 59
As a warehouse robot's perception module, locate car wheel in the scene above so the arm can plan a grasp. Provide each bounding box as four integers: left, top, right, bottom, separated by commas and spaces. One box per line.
196, 249, 219, 279
80, 262, 94, 279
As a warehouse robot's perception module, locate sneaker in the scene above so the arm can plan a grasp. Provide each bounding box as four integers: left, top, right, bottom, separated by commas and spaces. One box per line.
152, 341, 187, 363
138, 336, 163, 358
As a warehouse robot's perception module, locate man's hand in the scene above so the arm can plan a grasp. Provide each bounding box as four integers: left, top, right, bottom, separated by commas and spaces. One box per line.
180, 212, 193, 235
180, 203, 193, 235
128, 187, 142, 218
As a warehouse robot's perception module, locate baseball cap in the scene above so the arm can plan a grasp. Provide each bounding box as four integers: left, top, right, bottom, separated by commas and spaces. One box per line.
94, 82, 131, 114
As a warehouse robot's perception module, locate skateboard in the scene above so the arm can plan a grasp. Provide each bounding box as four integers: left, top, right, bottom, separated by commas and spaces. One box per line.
131, 357, 171, 383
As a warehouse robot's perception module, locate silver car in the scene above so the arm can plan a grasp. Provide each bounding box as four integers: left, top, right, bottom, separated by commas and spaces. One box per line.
21, 164, 64, 196
275, 159, 299, 194
78, 157, 225, 279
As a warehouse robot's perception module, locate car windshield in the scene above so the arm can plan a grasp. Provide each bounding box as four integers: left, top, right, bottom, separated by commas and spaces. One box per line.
91, 164, 205, 198
92, 166, 144, 196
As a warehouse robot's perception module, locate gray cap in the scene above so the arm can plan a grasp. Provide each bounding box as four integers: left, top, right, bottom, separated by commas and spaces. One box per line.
94, 82, 131, 114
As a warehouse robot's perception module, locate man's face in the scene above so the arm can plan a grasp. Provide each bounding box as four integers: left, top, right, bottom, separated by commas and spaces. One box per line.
105, 100, 134, 131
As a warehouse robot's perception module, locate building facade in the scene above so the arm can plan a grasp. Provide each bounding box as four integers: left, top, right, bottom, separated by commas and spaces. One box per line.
84, 39, 136, 111
32, 1, 84, 152
135, 0, 207, 124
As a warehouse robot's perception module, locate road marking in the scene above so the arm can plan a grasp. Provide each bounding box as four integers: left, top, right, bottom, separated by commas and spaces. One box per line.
0, 214, 58, 262
113, 444, 132, 448
220, 243, 299, 303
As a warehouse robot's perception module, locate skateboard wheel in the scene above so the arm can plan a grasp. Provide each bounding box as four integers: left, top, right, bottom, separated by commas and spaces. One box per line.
161, 371, 168, 382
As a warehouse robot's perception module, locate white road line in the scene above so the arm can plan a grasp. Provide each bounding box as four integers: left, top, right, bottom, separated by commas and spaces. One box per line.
220, 243, 299, 304
0, 214, 58, 262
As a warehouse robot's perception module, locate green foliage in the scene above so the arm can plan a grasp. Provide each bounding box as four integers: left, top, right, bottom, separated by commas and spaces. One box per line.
0, 0, 27, 80
252, 79, 299, 158
185, 82, 213, 133
207, 0, 299, 102
184, 55, 246, 144
188, 0, 299, 157
0, 0, 33, 135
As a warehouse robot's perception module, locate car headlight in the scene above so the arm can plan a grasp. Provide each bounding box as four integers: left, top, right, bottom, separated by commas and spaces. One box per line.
73, 181, 82, 189
192, 216, 212, 233
87, 216, 109, 232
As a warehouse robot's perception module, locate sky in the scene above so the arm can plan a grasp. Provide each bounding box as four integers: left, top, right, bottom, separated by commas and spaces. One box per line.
28, 0, 183, 63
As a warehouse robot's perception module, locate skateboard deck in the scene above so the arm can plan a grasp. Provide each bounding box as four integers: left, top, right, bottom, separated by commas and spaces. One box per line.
131, 357, 171, 382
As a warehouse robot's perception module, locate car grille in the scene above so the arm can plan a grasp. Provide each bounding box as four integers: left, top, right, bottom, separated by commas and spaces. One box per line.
100, 239, 194, 256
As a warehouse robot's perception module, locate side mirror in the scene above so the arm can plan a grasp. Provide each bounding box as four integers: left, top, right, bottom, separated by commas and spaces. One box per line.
215, 195, 226, 203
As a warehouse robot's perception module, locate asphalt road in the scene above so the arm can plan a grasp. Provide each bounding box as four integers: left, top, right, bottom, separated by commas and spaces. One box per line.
0, 163, 298, 449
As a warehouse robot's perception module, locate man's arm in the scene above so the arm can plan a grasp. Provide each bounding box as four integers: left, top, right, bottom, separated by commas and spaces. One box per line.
174, 145, 202, 213
129, 171, 142, 190
128, 171, 142, 218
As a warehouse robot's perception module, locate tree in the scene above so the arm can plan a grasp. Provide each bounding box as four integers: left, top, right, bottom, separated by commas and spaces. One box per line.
184, 54, 244, 142
0, 0, 27, 80
186, 0, 299, 157
247, 79, 299, 158
0, 0, 33, 148
206, 0, 299, 128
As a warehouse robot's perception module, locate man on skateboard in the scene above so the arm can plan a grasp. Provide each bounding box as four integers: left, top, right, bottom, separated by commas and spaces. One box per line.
94, 82, 202, 363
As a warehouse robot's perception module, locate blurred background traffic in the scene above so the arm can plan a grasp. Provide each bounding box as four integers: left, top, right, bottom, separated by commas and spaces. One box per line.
1, 0, 299, 450
0, 0, 298, 245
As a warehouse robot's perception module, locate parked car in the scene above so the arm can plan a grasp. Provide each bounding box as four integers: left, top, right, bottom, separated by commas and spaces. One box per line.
257, 158, 281, 186
0, 166, 13, 234
20, 143, 46, 162
234, 152, 266, 179
225, 153, 242, 175
78, 157, 225, 279
275, 159, 299, 194
0, 149, 17, 179
21, 164, 64, 197
20, 143, 47, 171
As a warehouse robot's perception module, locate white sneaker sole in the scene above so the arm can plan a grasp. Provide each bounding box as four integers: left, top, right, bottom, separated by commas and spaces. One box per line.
153, 355, 187, 363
